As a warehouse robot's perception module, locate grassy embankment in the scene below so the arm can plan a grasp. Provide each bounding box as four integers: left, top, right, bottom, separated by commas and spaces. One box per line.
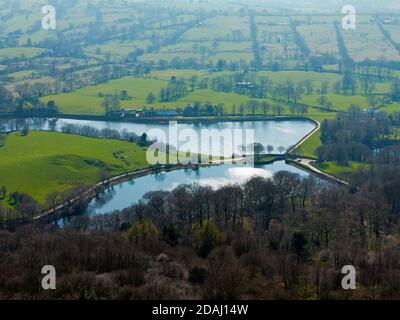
0, 131, 149, 205
294, 129, 321, 159
313, 161, 370, 179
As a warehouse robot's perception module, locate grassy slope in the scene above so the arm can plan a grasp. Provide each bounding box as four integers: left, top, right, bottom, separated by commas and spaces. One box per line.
301, 94, 368, 112
295, 129, 321, 158
0, 131, 149, 204
41, 77, 167, 114
380, 102, 400, 114
313, 161, 370, 178
0, 47, 46, 60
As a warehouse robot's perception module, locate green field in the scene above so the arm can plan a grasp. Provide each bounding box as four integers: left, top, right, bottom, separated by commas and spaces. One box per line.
6, 76, 56, 94
380, 102, 400, 114
313, 161, 370, 177
41, 77, 167, 114
6, 70, 36, 81
250, 70, 342, 85
301, 94, 368, 111
342, 24, 400, 62
0, 131, 149, 204
40, 69, 381, 117
85, 39, 152, 62
0, 47, 46, 60
149, 69, 208, 81
41, 76, 287, 115
297, 24, 339, 57
182, 16, 251, 41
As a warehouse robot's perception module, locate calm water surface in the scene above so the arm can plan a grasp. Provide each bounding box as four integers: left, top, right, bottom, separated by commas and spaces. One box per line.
0, 117, 315, 154
81, 161, 308, 216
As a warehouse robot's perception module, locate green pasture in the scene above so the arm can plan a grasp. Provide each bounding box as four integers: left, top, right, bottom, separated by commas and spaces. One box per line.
313, 161, 370, 177
0, 47, 46, 60
0, 131, 149, 204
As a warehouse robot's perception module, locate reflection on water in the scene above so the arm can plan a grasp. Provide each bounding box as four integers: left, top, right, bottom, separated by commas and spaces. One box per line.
195, 167, 274, 189
0, 117, 316, 154
80, 161, 308, 216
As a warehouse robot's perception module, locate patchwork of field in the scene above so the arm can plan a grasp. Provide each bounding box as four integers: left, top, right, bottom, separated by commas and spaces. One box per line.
138, 15, 254, 65
255, 70, 342, 85
5, 76, 56, 94
3, 70, 37, 81
342, 24, 400, 62
149, 69, 207, 81
1, 1, 400, 69
182, 16, 251, 41
380, 101, 400, 114
0, 2, 399, 126
384, 25, 400, 43
85, 40, 152, 62
258, 25, 299, 61
297, 24, 339, 57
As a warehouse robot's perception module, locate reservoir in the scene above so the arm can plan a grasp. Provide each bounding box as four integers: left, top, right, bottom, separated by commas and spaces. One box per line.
1, 117, 316, 218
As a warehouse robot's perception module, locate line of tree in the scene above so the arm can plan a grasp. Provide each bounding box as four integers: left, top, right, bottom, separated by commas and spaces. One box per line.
59, 123, 151, 147
317, 107, 395, 165
0, 84, 59, 115
376, 19, 400, 55
333, 22, 354, 73
291, 22, 310, 59
210, 72, 371, 109
249, 12, 262, 69
183, 102, 225, 117
159, 78, 188, 102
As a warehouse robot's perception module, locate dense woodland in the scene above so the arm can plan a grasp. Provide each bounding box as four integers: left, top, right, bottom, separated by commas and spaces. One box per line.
317, 109, 400, 165
0, 161, 398, 299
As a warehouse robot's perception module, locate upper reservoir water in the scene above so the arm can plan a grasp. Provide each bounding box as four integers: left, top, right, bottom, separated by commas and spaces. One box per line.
0, 117, 316, 155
